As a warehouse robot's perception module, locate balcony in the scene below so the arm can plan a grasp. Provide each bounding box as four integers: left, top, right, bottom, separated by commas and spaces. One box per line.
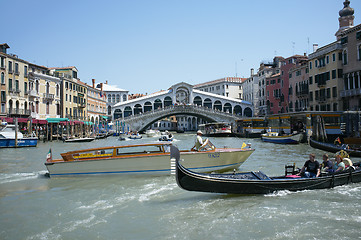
78, 102, 86, 108
8, 108, 31, 116
43, 93, 55, 100
8, 88, 21, 96
28, 90, 39, 97
317, 80, 326, 87
340, 88, 361, 97
15, 71, 20, 76
318, 96, 326, 103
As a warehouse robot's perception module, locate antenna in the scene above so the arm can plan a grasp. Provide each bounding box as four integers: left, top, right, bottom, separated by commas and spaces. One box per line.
307, 37, 310, 55
235, 62, 237, 77
292, 42, 295, 55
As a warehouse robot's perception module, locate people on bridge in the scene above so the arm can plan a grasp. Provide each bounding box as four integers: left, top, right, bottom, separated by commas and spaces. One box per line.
191, 130, 204, 151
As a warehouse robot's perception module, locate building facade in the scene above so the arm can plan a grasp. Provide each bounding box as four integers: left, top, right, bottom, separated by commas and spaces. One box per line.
28, 63, 61, 119
193, 77, 246, 99
86, 79, 107, 124
50, 67, 88, 120
339, 23, 361, 110
288, 59, 309, 112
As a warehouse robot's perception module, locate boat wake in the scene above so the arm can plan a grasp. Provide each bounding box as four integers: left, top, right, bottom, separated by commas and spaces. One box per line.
0, 170, 48, 184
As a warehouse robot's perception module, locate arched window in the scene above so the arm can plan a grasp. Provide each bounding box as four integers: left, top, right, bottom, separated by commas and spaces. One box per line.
203, 98, 212, 108
123, 94, 127, 101
244, 107, 252, 117
213, 100, 222, 111
358, 45, 361, 61
46, 82, 50, 94
144, 101, 152, 112
154, 99, 162, 109
108, 94, 112, 103
223, 103, 232, 113
343, 49, 348, 65
164, 96, 172, 107
116, 94, 120, 103
1, 72, 4, 84
56, 84, 59, 96
35, 80, 39, 93
234, 105, 242, 115
193, 96, 202, 106
112, 94, 115, 103
134, 104, 142, 115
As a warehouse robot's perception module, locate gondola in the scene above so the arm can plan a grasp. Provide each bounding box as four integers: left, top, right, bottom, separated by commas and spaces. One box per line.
309, 138, 361, 157
170, 146, 361, 195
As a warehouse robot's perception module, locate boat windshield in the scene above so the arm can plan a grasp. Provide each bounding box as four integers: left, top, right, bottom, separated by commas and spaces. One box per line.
116, 145, 164, 155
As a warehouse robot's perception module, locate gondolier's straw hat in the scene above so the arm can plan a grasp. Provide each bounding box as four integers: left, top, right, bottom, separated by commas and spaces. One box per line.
197, 130, 203, 135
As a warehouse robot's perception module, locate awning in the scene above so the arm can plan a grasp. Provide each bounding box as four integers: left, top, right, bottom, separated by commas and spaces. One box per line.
84, 121, 94, 125
101, 116, 109, 119
46, 118, 69, 123
33, 119, 48, 124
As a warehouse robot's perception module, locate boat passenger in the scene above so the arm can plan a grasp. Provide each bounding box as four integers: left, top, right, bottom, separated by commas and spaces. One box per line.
333, 155, 346, 173
297, 153, 320, 178
191, 130, 204, 151
320, 154, 333, 172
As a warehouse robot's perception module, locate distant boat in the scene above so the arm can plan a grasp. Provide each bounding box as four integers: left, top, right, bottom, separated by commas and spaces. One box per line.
63, 137, 95, 143
261, 132, 302, 144
159, 135, 173, 141
129, 134, 142, 139
198, 122, 233, 137
145, 129, 160, 137
0, 123, 38, 148
309, 138, 361, 157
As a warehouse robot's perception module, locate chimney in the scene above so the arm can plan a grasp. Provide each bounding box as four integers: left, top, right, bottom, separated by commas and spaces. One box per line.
106, 80, 108, 84
250, 68, 254, 76
100, 83, 103, 92
313, 44, 319, 52
92, 79, 95, 88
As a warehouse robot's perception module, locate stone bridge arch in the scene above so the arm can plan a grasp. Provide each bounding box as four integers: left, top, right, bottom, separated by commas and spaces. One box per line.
116, 105, 246, 132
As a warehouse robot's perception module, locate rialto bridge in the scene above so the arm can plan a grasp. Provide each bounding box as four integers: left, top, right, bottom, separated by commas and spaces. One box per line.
112, 82, 253, 132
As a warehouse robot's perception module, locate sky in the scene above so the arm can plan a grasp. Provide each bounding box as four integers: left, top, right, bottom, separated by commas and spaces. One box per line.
2, 0, 361, 94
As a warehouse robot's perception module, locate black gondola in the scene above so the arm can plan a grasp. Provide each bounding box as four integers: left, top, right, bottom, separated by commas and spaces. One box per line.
170, 146, 361, 195
309, 138, 361, 157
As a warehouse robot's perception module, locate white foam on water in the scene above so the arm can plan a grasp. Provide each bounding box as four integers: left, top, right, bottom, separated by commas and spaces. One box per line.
63, 214, 96, 232
138, 182, 176, 202
26, 228, 61, 240
0, 170, 47, 184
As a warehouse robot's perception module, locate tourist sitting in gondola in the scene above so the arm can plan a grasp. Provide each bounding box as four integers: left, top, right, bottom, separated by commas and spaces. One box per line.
296, 153, 320, 178
332, 155, 346, 173
320, 154, 333, 173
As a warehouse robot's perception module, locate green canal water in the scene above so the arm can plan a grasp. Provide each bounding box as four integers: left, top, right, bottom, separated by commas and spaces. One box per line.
1, 133, 360, 240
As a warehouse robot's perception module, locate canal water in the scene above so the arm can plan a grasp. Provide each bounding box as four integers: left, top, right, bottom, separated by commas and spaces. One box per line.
0, 133, 360, 240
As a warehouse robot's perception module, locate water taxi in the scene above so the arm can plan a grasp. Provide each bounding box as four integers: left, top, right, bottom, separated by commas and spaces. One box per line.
0, 122, 38, 148
44, 142, 254, 177
198, 122, 233, 137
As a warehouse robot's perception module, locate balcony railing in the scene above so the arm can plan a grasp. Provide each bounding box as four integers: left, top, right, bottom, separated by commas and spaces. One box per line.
7, 108, 31, 116
318, 96, 326, 103
43, 93, 55, 100
340, 88, 361, 97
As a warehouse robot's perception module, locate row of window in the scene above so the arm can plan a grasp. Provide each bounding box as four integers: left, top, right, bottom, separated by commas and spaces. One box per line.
65, 81, 87, 94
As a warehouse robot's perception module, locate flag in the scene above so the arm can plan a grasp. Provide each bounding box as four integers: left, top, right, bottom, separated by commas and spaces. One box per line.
241, 142, 247, 149
46, 148, 52, 162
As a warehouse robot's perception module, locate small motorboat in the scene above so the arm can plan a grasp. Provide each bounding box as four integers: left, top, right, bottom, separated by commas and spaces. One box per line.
129, 134, 142, 139
63, 137, 95, 143
171, 146, 361, 195
159, 135, 173, 141
261, 132, 302, 144
309, 138, 361, 157
44, 141, 254, 177
145, 129, 160, 137
0, 122, 38, 148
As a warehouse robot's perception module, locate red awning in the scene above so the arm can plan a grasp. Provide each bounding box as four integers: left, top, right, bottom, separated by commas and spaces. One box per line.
33, 119, 48, 124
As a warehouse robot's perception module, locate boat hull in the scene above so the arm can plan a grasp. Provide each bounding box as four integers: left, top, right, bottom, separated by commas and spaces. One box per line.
175, 156, 361, 194
64, 138, 95, 143
0, 138, 38, 148
261, 133, 301, 144
309, 138, 361, 157
45, 148, 254, 176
